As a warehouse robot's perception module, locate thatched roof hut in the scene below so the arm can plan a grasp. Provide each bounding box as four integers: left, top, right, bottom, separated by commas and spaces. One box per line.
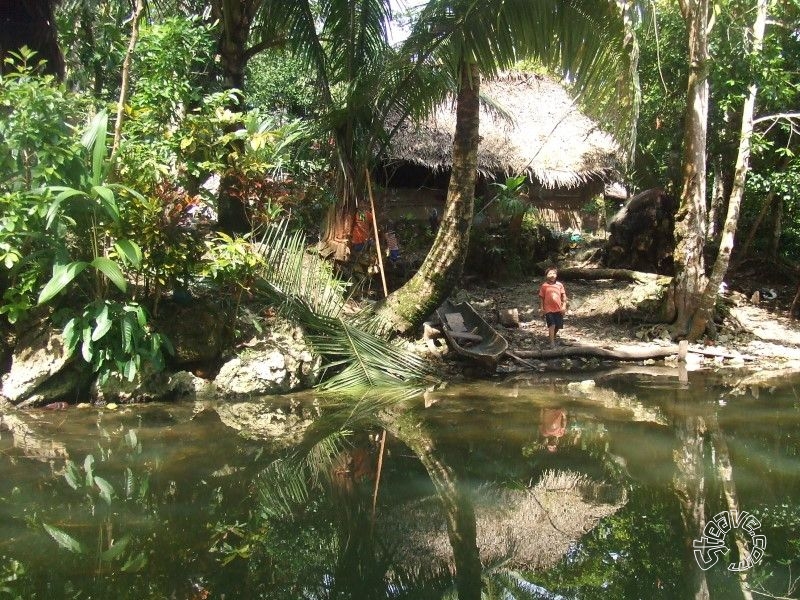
385, 72, 622, 190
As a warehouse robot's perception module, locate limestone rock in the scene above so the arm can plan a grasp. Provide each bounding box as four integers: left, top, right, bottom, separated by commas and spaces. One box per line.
214, 323, 321, 396
1, 324, 84, 405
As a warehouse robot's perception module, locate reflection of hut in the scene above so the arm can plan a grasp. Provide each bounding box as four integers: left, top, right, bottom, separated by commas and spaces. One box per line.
381, 72, 623, 233
380, 469, 625, 572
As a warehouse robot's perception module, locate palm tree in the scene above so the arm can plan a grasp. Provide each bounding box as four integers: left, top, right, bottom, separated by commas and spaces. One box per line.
374, 0, 639, 334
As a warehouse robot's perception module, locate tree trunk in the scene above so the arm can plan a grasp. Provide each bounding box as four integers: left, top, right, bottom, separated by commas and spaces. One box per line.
210, 0, 261, 232
688, 0, 769, 340
673, 413, 710, 600
738, 189, 777, 262
111, 0, 144, 158
0, 0, 65, 79
769, 192, 782, 259
375, 62, 480, 334
706, 157, 725, 241
671, 0, 713, 339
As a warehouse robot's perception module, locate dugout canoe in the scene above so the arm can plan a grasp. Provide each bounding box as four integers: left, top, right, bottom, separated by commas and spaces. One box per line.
435, 300, 509, 370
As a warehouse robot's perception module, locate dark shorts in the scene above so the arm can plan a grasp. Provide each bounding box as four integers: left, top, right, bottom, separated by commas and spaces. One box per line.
545, 312, 564, 330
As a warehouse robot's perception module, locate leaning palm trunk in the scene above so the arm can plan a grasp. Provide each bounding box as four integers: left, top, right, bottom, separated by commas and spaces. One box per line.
688, 0, 770, 340
375, 62, 480, 334
670, 0, 713, 340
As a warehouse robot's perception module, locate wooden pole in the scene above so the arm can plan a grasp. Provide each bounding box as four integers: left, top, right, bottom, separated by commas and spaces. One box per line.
365, 170, 389, 298
371, 429, 388, 530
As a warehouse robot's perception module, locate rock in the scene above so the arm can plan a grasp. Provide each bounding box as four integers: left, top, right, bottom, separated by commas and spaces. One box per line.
214, 323, 321, 396
498, 308, 520, 328
91, 367, 171, 404
214, 398, 318, 445
169, 371, 217, 400
154, 300, 226, 366
1, 323, 86, 405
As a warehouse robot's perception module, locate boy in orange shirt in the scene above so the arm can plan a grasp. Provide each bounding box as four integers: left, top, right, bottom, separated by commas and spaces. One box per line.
539, 267, 568, 349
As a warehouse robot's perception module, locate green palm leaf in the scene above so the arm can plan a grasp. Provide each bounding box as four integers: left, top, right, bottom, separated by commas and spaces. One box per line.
253, 221, 436, 390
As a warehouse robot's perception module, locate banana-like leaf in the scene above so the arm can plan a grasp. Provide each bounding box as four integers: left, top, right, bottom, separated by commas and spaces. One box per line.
91, 257, 126, 293
115, 239, 142, 268
37, 261, 89, 305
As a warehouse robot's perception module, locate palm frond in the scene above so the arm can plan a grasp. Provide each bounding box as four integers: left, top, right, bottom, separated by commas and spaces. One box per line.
253, 221, 437, 390
406, 0, 639, 158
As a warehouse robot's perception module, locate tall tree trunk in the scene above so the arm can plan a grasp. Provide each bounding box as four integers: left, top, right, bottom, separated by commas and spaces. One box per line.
210, 0, 260, 232
671, 0, 713, 339
706, 157, 725, 241
111, 0, 144, 158
0, 0, 64, 79
688, 0, 769, 340
769, 193, 782, 259
673, 413, 710, 600
376, 61, 480, 334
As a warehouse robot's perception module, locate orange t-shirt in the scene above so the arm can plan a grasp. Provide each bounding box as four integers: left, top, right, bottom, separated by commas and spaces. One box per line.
539, 281, 566, 313
351, 210, 372, 245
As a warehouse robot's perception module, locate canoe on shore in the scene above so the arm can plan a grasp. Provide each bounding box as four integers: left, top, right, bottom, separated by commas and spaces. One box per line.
435, 300, 509, 370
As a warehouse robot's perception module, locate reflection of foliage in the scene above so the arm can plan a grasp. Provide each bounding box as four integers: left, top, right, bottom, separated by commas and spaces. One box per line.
530, 485, 690, 599
40, 430, 151, 573
747, 502, 800, 597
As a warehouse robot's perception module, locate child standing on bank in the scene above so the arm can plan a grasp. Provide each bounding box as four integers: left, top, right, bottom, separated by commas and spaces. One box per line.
539, 267, 568, 349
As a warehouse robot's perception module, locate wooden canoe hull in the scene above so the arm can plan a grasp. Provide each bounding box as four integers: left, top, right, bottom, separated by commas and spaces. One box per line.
435, 300, 508, 370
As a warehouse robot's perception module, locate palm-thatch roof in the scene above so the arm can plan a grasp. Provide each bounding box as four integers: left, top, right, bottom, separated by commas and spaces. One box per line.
386, 72, 621, 189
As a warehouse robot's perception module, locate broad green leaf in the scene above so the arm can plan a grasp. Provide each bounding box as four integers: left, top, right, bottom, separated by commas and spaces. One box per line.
91, 304, 112, 341
100, 535, 131, 561
121, 551, 147, 573
94, 476, 114, 505
90, 257, 126, 293
45, 187, 85, 229
83, 454, 95, 487
114, 240, 142, 268
37, 261, 89, 305
43, 523, 84, 554
62, 317, 80, 355
81, 324, 93, 363
82, 111, 108, 186
92, 186, 119, 222
121, 316, 134, 354
63, 460, 81, 490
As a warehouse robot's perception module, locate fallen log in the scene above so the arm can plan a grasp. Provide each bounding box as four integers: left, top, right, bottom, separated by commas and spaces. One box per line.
512, 341, 755, 362
535, 264, 664, 284
513, 343, 683, 360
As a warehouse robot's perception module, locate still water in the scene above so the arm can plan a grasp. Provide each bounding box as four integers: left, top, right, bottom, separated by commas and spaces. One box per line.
1, 368, 799, 599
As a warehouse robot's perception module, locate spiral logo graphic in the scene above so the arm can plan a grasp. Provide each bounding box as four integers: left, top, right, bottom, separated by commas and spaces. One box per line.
693, 511, 767, 571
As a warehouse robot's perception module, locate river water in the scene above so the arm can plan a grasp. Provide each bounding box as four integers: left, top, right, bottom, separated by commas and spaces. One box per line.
1, 368, 798, 599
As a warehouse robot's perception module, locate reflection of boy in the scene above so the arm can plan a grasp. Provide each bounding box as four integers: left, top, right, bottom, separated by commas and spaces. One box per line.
538, 267, 567, 349
539, 407, 566, 452
350, 209, 373, 252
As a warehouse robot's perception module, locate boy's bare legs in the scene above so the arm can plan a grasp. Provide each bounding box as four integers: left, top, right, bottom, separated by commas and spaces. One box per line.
548, 324, 556, 348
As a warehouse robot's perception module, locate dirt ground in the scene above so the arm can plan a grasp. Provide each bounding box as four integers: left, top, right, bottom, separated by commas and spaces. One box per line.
418, 269, 800, 380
